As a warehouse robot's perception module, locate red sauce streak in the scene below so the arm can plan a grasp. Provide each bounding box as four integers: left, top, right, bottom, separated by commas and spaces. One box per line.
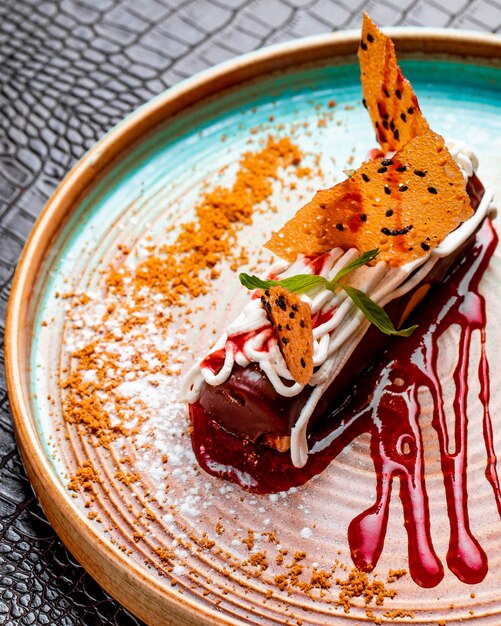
367, 148, 385, 161
202, 328, 271, 373
304, 252, 331, 275
200, 349, 226, 374
191, 219, 500, 587
312, 309, 335, 328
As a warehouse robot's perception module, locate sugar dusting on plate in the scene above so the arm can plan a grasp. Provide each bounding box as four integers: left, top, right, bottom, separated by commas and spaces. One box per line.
51, 119, 417, 624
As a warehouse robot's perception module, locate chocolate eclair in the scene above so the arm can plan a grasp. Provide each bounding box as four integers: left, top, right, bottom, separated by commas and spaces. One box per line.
183, 15, 495, 472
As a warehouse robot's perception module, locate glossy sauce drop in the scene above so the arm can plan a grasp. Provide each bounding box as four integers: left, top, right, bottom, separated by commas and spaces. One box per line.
190, 219, 499, 587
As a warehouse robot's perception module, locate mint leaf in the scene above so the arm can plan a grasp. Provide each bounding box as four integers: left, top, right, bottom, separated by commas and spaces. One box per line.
240, 249, 380, 296
240, 250, 417, 339
277, 274, 328, 294
239, 273, 328, 294
330, 248, 380, 287
239, 273, 279, 290
343, 285, 417, 337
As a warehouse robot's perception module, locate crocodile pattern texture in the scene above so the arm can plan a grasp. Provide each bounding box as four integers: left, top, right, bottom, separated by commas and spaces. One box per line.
1, 0, 500, 623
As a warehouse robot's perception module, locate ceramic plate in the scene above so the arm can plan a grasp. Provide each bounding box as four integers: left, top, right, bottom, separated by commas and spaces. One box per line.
6, 30, 501, 625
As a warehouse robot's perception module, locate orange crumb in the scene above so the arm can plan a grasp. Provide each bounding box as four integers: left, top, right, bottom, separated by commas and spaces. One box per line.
386, 568, 406, 583
68, 460, 101, 493
249, 552, 268, 571
383, 608, 414, 619
130, 136, 302, 310
335, 567, 398, 615
242, 530, 255, 551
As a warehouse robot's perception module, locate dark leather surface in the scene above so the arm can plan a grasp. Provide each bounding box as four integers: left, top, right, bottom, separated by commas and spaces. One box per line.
0, 0, 499, 623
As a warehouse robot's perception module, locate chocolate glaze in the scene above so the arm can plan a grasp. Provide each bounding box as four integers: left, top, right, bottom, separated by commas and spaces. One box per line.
193, 173, 485, 447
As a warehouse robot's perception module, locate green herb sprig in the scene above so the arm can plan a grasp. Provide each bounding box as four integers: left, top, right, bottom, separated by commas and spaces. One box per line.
342, 285, 417, 337
239, 248, 417, 337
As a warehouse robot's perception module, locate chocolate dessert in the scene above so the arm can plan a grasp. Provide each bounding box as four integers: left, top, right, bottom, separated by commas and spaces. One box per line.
183, 14, 495, 473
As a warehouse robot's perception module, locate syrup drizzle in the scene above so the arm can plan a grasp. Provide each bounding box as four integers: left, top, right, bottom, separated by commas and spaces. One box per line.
481, 324, 501, 518
190, 219, 500, 587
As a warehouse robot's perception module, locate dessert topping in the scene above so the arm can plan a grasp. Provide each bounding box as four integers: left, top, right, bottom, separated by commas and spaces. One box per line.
261, 286, 313, 385
240, 248, 379, 294
240, 248, 417, 337
265, 130, 473, 266
359, 12, 429, 152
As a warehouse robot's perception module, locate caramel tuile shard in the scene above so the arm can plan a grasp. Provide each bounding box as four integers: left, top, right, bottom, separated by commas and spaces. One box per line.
265, 130, 473, 266
359, 12, 430, 152
262, 286, 313, 385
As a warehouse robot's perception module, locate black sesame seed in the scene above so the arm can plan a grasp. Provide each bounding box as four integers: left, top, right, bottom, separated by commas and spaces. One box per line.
396, 165, 407, 172
362, 98, 367, 109
384, 185, 391, 195
427, 186, 438, 194
367, 33, 374, 42
408, 106, 414, 114
361, 213, 367, 222
362, 173, 370, 182
400, 113, 407, 122
276, 297, 287, 311
282, 337, 289, 345
421, 242, 430, 251
414, 169, 426, 177
382, 158, 393, 166
286, 323, 291, 331
264, 290, 270, 296
382, 226, 412, 236
261, 295, 266, 303
299, 319, 305, 328
382, 120, 389, 130
395, 89, 402, 100
386, 209, 393, 217
378, 166, 387, 173
292, 304, 298, 312
393, 129, 400, 140
360, 40, 367, 50
277, 324, 282, 331
300, 357, 306, 368
399, 185, 408, 192
289, 311, 296, 319
336, 223, 345, 231
390, 120, 395, 131
383, 87, 390, 97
